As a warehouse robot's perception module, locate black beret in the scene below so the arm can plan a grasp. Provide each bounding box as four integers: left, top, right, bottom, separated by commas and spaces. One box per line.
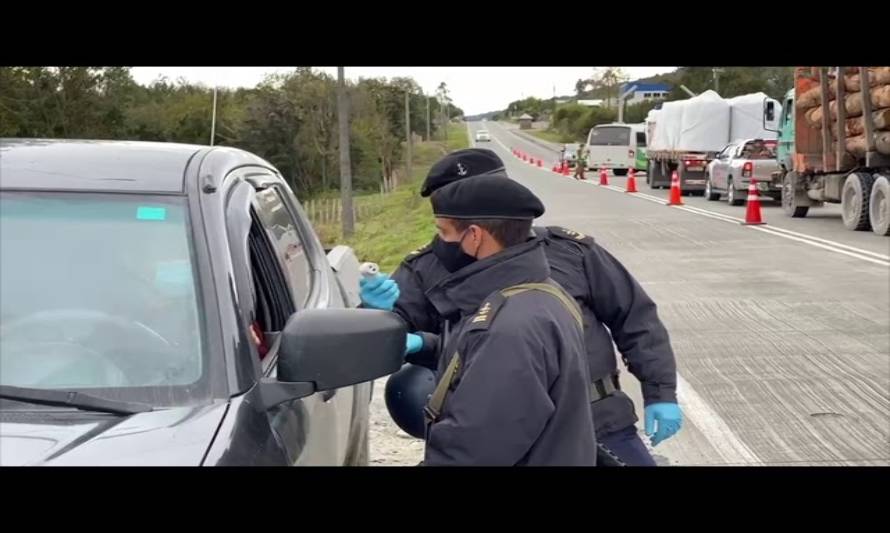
420, 148, 506, 197
430, 175, 545, 221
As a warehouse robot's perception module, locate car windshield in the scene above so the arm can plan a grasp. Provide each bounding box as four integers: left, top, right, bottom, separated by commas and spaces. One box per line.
0, 192, 209, 408
589, 126, 631, 146
478, 131, 489, 135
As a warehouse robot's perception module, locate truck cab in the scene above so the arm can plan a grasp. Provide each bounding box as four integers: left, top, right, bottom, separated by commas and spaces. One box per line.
775, 88, 795, 174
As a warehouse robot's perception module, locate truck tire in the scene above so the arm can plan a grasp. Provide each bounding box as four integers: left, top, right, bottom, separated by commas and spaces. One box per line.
648, 160, 659, 188
841, 172, 875, 231
613, 168, 628, 177
869, 174, 890, 236
705, 175, 720, 201
727, 178, 744, 206
783, 171, 809, 218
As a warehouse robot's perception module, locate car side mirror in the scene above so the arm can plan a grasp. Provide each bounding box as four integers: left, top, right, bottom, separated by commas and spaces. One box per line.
260, 309, 406, 409
763, 100, 779, 133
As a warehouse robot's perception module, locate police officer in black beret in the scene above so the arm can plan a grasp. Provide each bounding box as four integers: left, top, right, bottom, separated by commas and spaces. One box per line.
369, 148, 682, 466
417, 175, 596, 465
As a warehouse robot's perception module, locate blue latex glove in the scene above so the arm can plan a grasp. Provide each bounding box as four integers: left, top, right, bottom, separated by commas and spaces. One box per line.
405, 333, 423, 355
359, 273, 400, 311
644, 402, 683, 447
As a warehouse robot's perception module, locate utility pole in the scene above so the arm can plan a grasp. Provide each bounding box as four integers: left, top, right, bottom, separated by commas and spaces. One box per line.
443, 100, 449, 150
426, 95, 431, 141
616, 85, 636, 124
210, 86, 218, 146
405, 91, 413, 183
337, 67, 354, 237
712, 67, 725, 94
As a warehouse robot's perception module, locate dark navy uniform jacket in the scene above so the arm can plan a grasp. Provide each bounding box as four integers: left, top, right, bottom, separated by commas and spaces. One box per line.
421, 238, 597, 466
392, 226, 677, 437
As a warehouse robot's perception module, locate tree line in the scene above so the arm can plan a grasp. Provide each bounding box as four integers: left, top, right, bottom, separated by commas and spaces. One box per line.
0, 67, 464, 197
492, 67, 795, 143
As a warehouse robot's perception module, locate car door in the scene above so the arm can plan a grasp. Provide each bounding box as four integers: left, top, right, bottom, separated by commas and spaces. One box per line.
223, 171, 346, 465
264, 177, 358, 459
711, 144, 733, 190
730, 143, 745, 183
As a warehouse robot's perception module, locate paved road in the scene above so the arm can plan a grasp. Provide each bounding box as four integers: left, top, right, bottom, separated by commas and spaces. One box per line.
465, 120, 890, 466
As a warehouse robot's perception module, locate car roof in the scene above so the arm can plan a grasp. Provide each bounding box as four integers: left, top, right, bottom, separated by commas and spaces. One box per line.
0, 139, 274, 194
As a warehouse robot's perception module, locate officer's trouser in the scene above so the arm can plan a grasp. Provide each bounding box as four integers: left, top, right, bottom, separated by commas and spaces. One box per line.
598, 425, 657, 466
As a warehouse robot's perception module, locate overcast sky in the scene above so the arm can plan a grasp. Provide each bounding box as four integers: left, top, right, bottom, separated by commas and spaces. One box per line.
129, 67, 677, 115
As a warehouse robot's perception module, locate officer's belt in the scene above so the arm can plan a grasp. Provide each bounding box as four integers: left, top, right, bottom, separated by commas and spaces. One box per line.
590, 372, 620, 403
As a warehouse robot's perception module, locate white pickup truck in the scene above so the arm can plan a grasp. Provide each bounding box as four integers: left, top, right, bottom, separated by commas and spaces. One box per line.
705, 139, 781, 205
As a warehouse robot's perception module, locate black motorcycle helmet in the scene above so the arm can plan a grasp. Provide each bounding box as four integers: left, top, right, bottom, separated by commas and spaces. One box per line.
384, 363, 437, 439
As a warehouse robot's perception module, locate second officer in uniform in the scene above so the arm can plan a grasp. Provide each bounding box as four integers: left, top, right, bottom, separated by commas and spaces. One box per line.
419, 174, 596, 465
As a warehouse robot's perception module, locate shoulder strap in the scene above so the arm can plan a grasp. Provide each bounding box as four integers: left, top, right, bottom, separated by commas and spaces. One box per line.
423, 281, 583, 430
499, 282, 584, 328
424, 350, 461, 427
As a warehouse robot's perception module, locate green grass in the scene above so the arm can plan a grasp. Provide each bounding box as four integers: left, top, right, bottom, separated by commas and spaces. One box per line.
315, 123, 469, 273
528, 128, 577, 144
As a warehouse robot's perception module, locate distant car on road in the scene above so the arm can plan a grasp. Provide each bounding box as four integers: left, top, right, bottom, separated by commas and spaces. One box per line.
475, 130, 491, 142
706, 139, 781, 205
561, 147, 578, 167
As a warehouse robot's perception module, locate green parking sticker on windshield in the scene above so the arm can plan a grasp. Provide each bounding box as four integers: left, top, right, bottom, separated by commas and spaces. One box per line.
137, 206, 167, 221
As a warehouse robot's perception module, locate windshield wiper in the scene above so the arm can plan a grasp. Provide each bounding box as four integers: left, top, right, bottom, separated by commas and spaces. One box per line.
0, 385, 153, 415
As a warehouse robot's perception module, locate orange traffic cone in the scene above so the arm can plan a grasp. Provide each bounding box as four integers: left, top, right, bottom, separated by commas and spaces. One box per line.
599, 167, 609, 186
522, 153, 528, 162
743, 178, 766, 225
667, 171, 683, 205
562, 163, 570, 176
537, 159, 543, 168
626, 168, 638, 193
552, 163, 559, 172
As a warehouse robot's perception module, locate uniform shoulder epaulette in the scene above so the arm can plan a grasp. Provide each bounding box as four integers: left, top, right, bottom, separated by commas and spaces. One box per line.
464, 291, 509, 332
403, 241, 434, 263
546, 226, 595, 247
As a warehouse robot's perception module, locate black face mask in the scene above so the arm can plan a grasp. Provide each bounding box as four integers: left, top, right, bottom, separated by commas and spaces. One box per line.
432, 231, 476, 273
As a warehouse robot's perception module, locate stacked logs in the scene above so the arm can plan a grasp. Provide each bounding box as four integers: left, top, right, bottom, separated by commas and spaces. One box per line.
798, 67, 890, 156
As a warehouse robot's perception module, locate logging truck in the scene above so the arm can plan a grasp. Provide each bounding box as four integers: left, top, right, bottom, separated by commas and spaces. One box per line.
770, 67, 890, 236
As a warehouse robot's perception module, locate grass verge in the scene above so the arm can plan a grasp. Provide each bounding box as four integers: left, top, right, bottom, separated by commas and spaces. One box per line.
314, 123, 469, 272
527, 128, 576, 144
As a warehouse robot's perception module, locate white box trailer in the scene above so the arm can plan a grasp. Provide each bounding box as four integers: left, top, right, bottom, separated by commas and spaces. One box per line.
646, 90, 781, 192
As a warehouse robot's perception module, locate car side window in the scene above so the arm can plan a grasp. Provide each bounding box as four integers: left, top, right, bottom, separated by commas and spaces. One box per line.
253, 187, 313, 308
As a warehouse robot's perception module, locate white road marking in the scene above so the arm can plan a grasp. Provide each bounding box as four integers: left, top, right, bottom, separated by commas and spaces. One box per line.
749, 226, 890, 266
748, 223, 889, 260
675, 373, 763, 465
571, 171, 890, 268
676, 205, 890, 266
